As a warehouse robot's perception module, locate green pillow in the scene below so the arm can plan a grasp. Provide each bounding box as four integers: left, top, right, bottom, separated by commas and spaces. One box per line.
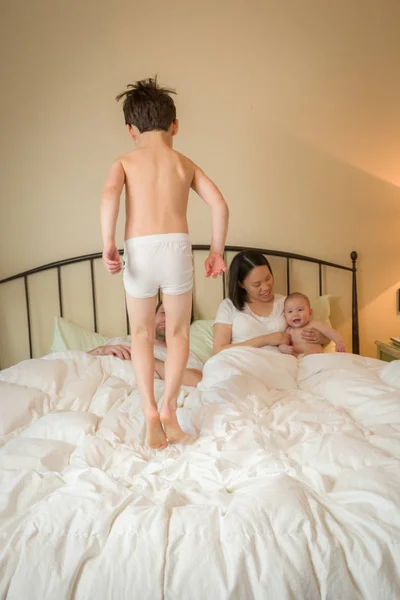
51, 316, 215, 361
189, 320, 214, 364
50, 317, 109, 353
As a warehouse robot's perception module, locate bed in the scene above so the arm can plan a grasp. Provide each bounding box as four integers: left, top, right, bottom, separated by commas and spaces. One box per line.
1, 247, 400, 599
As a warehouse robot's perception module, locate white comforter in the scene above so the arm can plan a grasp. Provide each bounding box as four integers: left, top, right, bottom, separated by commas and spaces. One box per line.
1, 348, 400, 600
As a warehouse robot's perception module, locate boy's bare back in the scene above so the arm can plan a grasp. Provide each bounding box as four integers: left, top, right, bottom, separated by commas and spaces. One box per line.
120, 147, 195, 239
101, 76, 228, 280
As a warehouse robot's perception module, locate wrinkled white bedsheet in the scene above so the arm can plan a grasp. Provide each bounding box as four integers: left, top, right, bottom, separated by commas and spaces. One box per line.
1, 348, 400, 599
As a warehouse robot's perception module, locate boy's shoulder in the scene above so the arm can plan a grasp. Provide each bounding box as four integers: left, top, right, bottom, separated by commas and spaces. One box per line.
118, 149, 140, 163
308, 319, 329, 330
117, 149, 195, 165
107, 151, 138, 171
173, 150, 196, 167
117, 149, 154, 171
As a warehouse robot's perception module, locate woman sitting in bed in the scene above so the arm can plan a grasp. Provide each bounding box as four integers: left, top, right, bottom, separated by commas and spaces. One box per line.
213, 250, 327, 354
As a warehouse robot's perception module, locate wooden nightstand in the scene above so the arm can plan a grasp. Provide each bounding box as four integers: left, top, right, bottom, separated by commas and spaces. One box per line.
375, 340, 400, 362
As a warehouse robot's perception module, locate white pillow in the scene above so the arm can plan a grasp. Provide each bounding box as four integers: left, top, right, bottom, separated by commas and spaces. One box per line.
311, 295, 331, 324
50, 316, 109, 353
0, 381, 51, 437
0, 438, 75, 472
20, 411, 98, 445
309, 295, 335, 353
380, 361, 400, 389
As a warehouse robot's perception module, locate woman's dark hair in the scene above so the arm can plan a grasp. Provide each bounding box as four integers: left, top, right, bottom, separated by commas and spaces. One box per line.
228, 250, 273, 310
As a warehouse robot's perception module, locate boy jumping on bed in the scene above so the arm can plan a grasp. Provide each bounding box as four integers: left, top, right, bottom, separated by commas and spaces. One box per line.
279, 293, 346, 356
100, 77, 229, 449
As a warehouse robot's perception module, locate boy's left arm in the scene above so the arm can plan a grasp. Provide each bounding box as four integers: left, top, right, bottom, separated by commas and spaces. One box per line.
100, 160, 125, 274
309, 321, 346, 352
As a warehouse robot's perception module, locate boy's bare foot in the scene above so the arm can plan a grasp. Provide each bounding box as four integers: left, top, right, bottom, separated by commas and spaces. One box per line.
160, 407, 189, 444
146, 413, 168, 449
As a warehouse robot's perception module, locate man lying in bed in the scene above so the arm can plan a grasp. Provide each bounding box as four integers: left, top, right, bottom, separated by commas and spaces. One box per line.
88, 301, 203, 387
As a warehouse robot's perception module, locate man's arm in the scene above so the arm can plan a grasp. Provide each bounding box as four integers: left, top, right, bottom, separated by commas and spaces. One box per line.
191, 165, 229, 277
154, 358, 202, 386
309, 321, 346, 352
89, 345, 131, 359
100, 160, 125, 274
89, 348, 203, 383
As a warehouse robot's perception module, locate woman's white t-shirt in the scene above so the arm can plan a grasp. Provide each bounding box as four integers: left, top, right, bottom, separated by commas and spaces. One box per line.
215, 295, 287, 344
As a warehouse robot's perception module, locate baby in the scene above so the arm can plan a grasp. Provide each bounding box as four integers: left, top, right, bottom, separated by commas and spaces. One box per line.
279, 293, 346, 356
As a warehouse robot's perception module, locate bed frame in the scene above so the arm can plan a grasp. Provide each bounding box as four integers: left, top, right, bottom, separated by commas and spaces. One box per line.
0, 247, 360, 361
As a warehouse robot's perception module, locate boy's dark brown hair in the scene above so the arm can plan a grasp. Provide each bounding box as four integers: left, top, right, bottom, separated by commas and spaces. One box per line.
116, 76, 176, 133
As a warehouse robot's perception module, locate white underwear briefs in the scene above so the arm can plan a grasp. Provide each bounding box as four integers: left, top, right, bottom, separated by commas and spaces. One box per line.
123, 233, 194, 298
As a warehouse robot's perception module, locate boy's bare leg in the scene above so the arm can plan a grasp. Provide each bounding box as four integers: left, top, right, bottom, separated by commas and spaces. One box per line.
126, 293, 167, 449
160, 290, 192, 443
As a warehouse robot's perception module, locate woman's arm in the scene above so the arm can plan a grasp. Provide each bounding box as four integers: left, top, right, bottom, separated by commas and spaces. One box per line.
213, 323, 289, 355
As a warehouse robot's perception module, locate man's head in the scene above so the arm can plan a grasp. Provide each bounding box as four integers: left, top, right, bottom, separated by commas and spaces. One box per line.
155, 300, 166, 343
284, 293, 312, 328
116, 77, 178, 139
154, 300, 194, 343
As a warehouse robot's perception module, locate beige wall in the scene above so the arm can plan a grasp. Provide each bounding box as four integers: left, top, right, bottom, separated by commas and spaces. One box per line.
1, 0, 399, 366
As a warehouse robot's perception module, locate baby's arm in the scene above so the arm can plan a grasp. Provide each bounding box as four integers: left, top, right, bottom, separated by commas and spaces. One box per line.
191, 165, 229, 277
308, 321, 346, 352
100, 160, 125, 274
279, 328, 296, 355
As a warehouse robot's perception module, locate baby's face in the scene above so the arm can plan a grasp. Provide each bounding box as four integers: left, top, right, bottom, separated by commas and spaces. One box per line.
284, 298, 312, 328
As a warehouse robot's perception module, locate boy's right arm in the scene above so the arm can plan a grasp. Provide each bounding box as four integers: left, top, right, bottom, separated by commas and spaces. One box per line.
100, 160, 125, 274
310, 321, 346, 352
191, 165, 229, 277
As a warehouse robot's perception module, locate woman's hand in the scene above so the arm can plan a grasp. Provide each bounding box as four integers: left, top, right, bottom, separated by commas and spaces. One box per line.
301, 327, 327, 345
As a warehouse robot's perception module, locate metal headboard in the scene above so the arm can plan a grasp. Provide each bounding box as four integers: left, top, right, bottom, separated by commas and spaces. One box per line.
0, 246, 359, 362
